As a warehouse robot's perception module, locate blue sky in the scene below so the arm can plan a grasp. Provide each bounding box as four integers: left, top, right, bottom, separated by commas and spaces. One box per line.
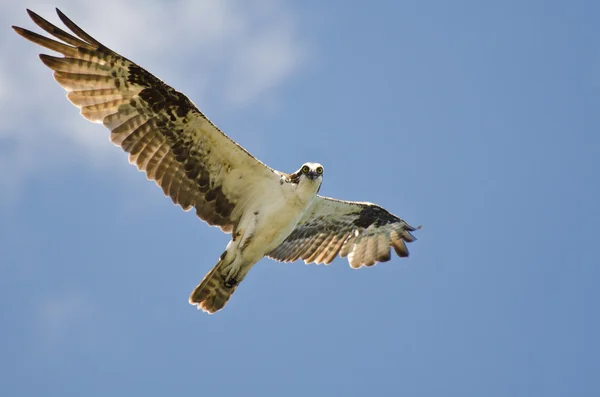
1, 0, 599, 395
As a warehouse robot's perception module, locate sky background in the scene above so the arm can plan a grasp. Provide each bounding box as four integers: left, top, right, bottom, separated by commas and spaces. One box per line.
1, 0, 599, 395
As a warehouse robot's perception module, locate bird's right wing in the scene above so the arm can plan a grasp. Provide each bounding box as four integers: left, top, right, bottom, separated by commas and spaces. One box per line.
13, 9, 281, 233
268, 196, 418, 268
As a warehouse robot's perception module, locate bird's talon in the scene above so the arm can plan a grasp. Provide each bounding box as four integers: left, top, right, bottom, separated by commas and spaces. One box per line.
224, 278, 238, 288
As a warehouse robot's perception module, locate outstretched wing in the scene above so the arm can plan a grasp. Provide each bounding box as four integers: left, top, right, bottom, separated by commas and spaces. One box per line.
13, 9, 280, 233
267, 196, 418, 268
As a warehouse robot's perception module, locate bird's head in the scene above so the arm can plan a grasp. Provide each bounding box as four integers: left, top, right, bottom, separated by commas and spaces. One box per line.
291, 162, 324, 185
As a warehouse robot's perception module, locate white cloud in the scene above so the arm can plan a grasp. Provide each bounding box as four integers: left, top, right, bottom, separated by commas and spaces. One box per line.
228, 28, 308, 105
0, 0, 309, 202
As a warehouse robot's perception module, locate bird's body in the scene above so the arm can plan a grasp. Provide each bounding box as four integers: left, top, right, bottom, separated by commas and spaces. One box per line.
13, 9, 419, 314
190, 163, 323, 311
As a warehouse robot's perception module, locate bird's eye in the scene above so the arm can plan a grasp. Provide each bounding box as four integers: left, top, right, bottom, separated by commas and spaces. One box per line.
301, 165, 310, 174
316, 167, 323, 175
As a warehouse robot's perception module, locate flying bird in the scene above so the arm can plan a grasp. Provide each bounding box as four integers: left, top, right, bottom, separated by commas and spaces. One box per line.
13, 8, 419, 314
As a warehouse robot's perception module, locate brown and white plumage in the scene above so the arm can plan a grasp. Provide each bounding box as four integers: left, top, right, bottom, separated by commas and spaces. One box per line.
13, 9, 419, 314
13, 8, 279, 234
268, 197, 418, 268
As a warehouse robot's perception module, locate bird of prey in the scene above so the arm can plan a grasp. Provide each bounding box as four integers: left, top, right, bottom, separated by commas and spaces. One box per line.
13, 9, 419, 314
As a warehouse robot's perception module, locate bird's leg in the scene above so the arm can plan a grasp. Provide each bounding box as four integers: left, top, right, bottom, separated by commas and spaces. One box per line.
220, 256, 244, 288
222, 262, 253, 289
220, 251, 254, 289
220, 239, 246, 286
220, 220, 257, 287
220, 250, 238, 281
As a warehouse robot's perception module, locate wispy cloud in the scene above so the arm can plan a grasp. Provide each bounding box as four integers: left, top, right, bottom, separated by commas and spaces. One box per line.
1, 0, 309, 202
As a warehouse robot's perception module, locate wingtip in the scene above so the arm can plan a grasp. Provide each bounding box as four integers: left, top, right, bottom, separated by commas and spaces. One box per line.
54, 7, 71, 24
392, 239, 410, 257
25, 9, 47, 29
411, 225, 422, 240
38, 53, 55, 68
26, 8, 44, 23
11, 25, 26, 37
405, 223, 422, 232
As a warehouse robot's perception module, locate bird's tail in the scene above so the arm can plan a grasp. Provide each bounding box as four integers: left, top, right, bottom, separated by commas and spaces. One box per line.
189, 259, 239, 314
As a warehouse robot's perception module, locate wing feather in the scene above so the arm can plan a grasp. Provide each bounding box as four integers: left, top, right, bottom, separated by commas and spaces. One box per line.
13, 26, 79, 57
320, 234, 347, 264
128, 124, 156, 161
145, 143, 170, 179
375, 233, 391, 263
340, 233, 357, 258
136, 135, 164, 171
306, 233, 335, 264
364, 236, 378, 267
268, 196, 418, 269
305, 233, 334, 264
68, 88, 131, 107
80, 99, 124, 121
301, 233, 328, 263
27, 9, 95, 50
55, 8, 103, 47
14, 9, 281, 233
291, 233, 321, 262
348, 235, 367, 268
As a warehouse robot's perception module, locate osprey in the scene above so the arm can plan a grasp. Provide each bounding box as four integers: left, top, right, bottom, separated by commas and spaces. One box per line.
13, 9, 419, 314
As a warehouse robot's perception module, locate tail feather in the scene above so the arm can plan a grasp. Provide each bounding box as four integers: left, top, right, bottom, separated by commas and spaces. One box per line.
189, 261, 238, 314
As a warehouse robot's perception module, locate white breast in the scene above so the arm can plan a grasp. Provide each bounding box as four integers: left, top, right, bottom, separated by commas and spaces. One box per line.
239, 178, 320, 257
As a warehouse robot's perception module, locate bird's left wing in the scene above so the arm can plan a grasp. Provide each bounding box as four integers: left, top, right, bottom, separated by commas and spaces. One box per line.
267, 196, 418, 268
13, 9, 282, 234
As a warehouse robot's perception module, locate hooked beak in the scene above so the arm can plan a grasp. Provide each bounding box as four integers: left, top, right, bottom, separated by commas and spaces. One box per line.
306, 171, 319, 180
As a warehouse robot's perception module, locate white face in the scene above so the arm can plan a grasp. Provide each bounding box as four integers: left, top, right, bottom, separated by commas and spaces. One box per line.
299, 162, 324, 182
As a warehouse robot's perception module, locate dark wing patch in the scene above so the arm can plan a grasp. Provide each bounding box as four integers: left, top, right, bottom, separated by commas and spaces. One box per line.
268, 196, 418, 268
13, 9, 279, 233
353, 205, 399, 228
